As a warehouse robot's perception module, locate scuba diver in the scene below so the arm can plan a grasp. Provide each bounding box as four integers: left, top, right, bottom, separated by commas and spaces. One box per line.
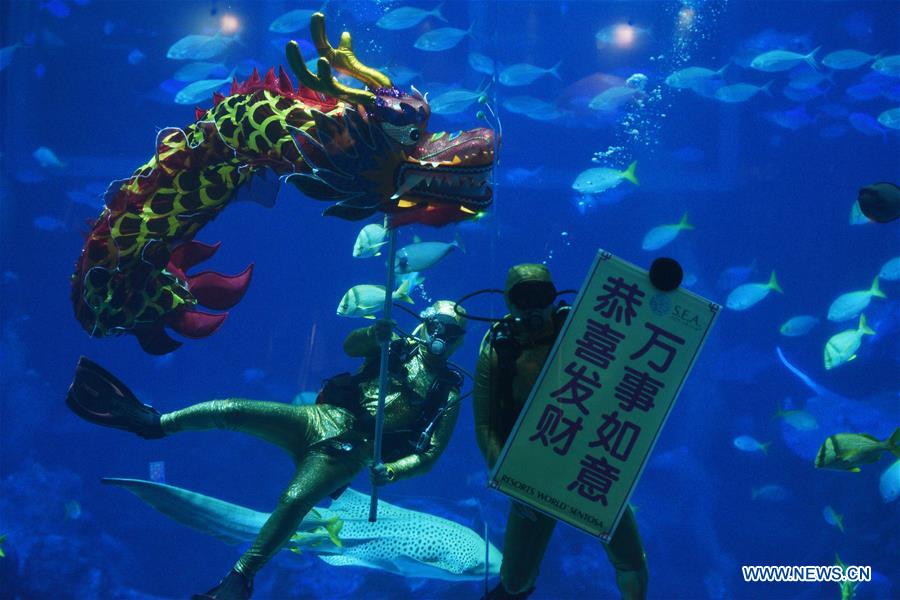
472, 264, 649, 600
65, 300, 467, 600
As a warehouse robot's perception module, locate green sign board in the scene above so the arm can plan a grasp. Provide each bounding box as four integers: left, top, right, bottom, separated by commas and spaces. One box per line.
489, 250, 721, 540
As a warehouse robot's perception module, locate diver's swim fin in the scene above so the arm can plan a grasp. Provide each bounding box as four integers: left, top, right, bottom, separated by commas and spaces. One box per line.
193, 569, 253, 600
483, 582, 535, 600
65, 356, 164, 439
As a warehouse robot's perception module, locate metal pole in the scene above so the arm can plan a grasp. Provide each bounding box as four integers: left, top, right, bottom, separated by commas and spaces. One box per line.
368, 217, 397, 522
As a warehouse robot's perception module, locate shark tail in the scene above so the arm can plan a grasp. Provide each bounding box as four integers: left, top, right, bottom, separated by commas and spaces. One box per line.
101, 477, 267, 546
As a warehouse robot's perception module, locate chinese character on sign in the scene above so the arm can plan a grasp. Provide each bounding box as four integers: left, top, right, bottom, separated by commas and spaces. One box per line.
588, 411, 641, 461
574, 318, 625, 370
629, 322, 686, 373
529, 405, 584, 456
567, 453, 621, 505
614, 366, 665, 413
594, 276, 646, 325
549, 361, 602, 416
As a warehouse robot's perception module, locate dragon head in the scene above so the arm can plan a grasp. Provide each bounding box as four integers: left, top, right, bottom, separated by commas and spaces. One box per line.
285, 13, 495, 227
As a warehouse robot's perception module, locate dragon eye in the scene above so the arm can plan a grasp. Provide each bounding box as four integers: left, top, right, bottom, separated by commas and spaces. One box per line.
381, 122, 422, 146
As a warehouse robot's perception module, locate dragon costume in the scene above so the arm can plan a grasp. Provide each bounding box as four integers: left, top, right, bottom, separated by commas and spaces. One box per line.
71, 13, 495, 354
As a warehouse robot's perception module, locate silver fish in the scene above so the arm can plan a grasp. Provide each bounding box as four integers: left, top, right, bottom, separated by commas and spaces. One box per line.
377, 4, 445, 31
338, 281, 413, 318
571, 162, 638, 194
750, 47, 819, 72
664, 65, 727, 90
468, 52, 494, 75
498, 62, 561, 87
352, 223, 387, 258
269, 5, 326, 34
167, 32, 238, 61
428, 86, 487, 115
414, 26, 471, 52
822, 49, 878, 70
174, 61, 227, 82
174, 71, 235, 105
394, 237, 461, 274
714, 81, 772, 103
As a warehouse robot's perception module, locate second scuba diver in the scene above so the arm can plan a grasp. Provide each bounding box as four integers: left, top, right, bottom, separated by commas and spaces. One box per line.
65, 300, 467, 600
473, 264, 649, 600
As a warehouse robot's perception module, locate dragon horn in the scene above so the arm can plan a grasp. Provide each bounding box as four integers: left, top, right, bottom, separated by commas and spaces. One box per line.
286, 41, 376, 106
310, 12, 393, 90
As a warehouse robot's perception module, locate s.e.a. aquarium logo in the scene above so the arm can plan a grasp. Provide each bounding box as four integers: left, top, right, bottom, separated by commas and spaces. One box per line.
649, 293, 703, 331
649, 293, 671, 315
671, 304, 704, 331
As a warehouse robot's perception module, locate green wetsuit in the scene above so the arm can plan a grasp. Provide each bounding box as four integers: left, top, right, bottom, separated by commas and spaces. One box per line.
160, 324, 461, 577
474, 266, 649, 598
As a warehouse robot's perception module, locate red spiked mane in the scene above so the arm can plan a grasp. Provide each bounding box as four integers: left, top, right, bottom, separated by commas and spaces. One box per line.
195, 66, 341, 121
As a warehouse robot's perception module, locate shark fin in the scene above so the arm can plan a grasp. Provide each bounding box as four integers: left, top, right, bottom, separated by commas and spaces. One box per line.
318, 554, 383, 569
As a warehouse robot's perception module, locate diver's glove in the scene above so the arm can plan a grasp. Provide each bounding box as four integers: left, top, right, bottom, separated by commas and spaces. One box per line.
370, 462, 395, 486
192, 569, 253, 600
372, 318, 396, 344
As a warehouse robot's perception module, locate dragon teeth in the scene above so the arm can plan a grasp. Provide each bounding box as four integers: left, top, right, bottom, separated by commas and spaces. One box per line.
391, 173, 424, 200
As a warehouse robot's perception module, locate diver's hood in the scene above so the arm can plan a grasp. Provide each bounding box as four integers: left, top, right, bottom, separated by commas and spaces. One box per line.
414, 299, 467, 358
504, 263, 554, 305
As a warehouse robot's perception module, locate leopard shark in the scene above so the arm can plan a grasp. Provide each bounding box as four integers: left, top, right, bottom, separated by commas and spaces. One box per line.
103, 478, 501, 582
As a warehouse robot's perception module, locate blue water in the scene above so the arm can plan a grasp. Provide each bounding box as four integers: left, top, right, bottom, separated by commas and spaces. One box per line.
1, 1, 898, 598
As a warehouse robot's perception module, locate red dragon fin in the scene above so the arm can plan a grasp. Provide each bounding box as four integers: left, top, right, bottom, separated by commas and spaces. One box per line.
278, 66, 294, 93
169, 240, 221, 272
188, 264, 254, 311
135, 324, 183, 355
264, 67, 277, 87
165, 309, 228, 339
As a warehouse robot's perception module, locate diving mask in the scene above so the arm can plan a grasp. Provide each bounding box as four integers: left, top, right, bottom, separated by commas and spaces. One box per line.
508, 281, 557, 310
422, 313, 465, 357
